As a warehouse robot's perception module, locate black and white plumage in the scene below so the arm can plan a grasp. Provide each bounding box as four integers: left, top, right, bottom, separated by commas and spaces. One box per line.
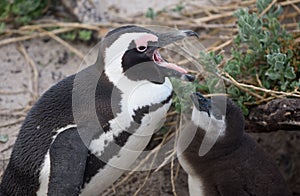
177, 92, 292, 196
0, 26, 197, 195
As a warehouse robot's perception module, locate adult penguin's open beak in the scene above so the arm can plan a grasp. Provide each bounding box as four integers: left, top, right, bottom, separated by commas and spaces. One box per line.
149, 30, 199, 82
158, 30, 199, 47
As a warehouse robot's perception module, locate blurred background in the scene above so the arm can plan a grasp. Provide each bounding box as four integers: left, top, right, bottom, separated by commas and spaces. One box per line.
0, 0, 299, 195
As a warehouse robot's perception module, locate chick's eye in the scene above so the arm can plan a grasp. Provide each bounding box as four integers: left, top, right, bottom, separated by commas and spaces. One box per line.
137, 46, 147, 52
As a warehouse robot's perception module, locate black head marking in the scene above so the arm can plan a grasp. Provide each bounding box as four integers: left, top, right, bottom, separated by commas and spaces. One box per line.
95, 26, 155, 70
98, 25, 198, 84
191, 92, 228, 120
105, 25, 138, 38
191, 92, 211, 117
102, 25, 155, 49
121, 40, 166, 84
105, 25, 154, 38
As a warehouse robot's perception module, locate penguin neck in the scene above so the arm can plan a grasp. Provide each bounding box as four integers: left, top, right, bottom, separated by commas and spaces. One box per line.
94, 64, 173, 136
102, 55, 173, 107
191, 108, 226, 138
191, 108, 243, 157
104, 60, 169, 91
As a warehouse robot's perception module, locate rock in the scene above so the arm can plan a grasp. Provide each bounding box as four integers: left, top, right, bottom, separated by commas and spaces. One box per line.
60, 0, 102, 23
247, 98, 300, 132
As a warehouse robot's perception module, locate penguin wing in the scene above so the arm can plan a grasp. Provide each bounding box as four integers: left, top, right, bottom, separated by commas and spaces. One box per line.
214, 170, 254, 196
216, 183, 253, 196
47, 127, 88, 196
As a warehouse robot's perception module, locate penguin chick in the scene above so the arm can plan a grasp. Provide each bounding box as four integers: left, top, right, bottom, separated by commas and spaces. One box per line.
177, 92, 292, 196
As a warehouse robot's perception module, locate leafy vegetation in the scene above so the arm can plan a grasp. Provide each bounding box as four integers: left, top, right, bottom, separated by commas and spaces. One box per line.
0, 134, 8, 143
145, 3, 185, 20
172, 4, 184, 12
170, 78, 196, 113
0, 0, 48, 25
145, 8, 157, 19
60, 29, 93, 42
197, 0, 299, 115
0, 0, 93, 42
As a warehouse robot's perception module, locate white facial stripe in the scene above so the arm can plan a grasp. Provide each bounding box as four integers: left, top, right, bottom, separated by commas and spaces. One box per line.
191, 107, 226, 137
191, 107, 226, 156
104, 32, 158, 85
134, 34, 158, 48
89, 79, 173, 156
105, 32, 156, 69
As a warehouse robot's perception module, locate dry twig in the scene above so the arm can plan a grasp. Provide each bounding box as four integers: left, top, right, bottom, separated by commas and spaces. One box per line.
0, 118, 24, 128
37, 28, 85, 60
0, 91, 26, 95
259, 0, 278, 18
0, 28, 74, 47
223, 72, 300, 98
17, 43, 39, 101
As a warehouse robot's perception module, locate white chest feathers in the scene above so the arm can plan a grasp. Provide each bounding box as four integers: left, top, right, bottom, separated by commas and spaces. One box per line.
191, 107, 226, 156
81, 78, 173, 195
89, 78, 173, 156
188, 175, 206, 196
191, 107, 226, 137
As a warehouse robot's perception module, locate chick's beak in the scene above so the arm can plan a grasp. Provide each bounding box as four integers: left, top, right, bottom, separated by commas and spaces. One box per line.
190, 92, 211, 116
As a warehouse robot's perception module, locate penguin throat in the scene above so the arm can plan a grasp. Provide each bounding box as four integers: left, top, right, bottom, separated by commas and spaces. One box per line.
192, 108, 226, 137
153, 50, 187, 74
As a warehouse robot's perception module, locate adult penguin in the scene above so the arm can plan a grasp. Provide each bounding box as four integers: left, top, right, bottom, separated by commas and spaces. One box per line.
0, 26, 197, 195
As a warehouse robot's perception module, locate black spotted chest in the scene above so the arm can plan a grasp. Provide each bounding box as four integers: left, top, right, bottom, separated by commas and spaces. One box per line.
82, 84, 173, 187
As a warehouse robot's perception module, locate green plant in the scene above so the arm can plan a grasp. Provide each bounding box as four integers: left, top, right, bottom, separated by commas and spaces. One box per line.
0, 134, 8, 143
0, 22, 5, 33
265, 52, 296, 90
172, 4, 184, 12
145, 8, 157, 19
0, 0, 48, 25
78, 30, 92, 41
60, 29, 93, 42
197, 0, 299, 115
60, 31, 77, 41
170, 78, 196, 113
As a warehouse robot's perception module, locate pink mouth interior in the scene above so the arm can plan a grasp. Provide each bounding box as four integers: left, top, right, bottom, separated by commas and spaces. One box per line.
153, 50, 188, 74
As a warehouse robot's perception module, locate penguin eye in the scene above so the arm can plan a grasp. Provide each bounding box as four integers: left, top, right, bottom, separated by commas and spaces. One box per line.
137, 46, 147, 52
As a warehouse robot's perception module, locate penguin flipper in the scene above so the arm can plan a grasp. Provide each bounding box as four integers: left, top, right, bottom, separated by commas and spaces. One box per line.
216, 182, 254, 196
47, 127, 88, 196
